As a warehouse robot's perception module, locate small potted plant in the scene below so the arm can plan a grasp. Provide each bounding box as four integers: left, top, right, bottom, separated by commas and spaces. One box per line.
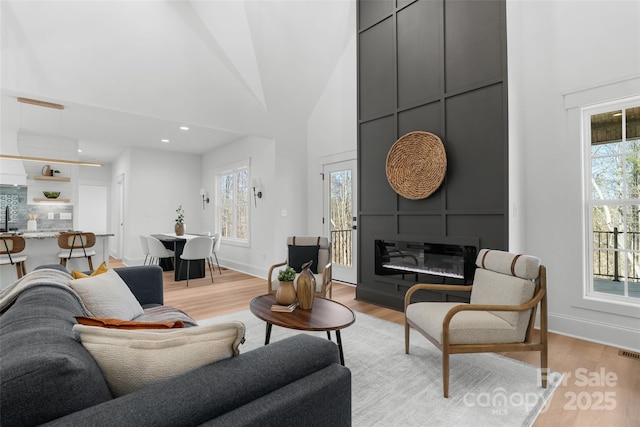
175, 205, 185, 236
276, 267, 297, 305
278, 267, 296, 282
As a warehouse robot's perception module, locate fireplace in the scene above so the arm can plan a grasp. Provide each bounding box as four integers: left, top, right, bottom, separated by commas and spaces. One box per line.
375, 237, 478, 284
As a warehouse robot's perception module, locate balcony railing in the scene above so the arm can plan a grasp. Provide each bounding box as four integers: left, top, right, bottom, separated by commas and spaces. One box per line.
331, 229, 352, 267
593, 228, 640, 281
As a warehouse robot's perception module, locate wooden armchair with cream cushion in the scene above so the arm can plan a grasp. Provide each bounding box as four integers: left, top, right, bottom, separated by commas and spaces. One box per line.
404, 249, 548, 397
267, 236, 333, 299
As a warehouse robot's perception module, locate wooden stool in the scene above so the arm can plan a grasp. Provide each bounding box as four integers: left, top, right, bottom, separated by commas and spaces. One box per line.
57, 232, 96, 270
0, 235, 28, 279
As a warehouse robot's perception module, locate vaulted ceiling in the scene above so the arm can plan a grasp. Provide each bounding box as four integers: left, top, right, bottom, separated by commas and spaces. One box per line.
1, 0, 355, 163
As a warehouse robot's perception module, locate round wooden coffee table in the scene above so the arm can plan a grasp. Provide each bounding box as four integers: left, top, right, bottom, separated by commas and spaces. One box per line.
249, 294, 356, 365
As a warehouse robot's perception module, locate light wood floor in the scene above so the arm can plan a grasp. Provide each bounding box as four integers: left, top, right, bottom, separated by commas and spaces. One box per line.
118, 260, 640, 427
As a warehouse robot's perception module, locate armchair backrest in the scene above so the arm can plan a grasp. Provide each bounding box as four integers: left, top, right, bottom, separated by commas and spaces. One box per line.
471, 249, 541, 339
286, 236, 330, 272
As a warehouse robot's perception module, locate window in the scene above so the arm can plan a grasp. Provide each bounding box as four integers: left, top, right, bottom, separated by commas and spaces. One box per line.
218, 163, 249, 243
584, 98, 640, 303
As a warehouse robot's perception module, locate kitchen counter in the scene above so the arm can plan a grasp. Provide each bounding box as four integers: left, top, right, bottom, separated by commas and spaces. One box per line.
0, 232, 114, 288
17, 231, 114, 239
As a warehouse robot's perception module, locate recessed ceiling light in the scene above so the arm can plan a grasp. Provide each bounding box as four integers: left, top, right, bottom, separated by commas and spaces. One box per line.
180, 126, 189, 131
161, 139, 170, 143
77, 149, 83, 153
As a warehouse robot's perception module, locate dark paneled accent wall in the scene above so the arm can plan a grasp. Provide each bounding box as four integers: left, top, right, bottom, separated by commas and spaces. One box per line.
356, 0, 508, 310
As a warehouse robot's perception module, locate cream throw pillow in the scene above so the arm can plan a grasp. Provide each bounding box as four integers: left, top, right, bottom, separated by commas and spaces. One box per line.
73, 321, 246, 396
68, 269, 144, 320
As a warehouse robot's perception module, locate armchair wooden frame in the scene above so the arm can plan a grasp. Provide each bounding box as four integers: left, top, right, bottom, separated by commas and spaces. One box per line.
404, 265, 548, 398
267, 256, 333, 299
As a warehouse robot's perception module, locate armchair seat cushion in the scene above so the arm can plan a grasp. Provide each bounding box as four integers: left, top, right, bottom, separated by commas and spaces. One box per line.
406, 302, 523, 345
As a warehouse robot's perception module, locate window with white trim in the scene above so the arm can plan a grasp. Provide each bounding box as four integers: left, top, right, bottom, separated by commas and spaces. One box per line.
584, 97, 640, 303
217, 163, 249, 243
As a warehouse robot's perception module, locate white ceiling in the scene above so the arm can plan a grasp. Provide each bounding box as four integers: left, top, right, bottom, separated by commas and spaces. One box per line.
1, 0, 355, 163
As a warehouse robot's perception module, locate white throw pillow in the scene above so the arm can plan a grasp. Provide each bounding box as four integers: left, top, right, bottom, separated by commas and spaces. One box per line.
73, 321, 245, 396
68, 269, 144, 320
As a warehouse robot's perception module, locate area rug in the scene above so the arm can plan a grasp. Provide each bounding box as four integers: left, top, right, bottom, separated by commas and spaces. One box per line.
199, 310, 562, 427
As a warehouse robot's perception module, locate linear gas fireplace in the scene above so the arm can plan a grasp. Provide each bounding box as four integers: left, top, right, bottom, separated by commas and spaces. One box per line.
375, 236, 478, 284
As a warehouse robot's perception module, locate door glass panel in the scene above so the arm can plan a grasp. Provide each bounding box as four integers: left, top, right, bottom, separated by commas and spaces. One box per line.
329, 169, 353, 267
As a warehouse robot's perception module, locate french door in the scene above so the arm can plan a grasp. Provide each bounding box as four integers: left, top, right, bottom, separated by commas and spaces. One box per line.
323, 160, 357, 284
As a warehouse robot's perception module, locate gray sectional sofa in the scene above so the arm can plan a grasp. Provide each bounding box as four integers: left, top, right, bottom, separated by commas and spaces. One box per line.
0, 265, 351, 426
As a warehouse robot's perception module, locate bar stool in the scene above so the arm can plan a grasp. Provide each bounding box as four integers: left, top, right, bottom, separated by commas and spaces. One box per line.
0, 235, 28, 279
57, 231, 96, 270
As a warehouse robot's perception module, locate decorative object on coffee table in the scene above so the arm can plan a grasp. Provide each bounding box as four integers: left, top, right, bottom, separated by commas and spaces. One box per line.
386, 131, 447, 200
276, 267, 297, 305
174, 205, 185, 236
296, 260, 316, 309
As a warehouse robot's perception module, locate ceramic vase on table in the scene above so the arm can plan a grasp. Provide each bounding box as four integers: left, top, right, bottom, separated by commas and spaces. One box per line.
276, 281, 297, 305
296, 260, 316, 310
175, 223, 185, 236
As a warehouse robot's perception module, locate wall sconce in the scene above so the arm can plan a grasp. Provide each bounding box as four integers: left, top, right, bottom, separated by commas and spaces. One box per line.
252, 179, 263, 207
200, 188, 210, 209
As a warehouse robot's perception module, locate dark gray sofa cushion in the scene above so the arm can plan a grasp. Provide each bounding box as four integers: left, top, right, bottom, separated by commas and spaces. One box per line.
114, 265, 164, 306
41, 334, 350, 427
203, 365, 351, 426
0, 286, 112, 426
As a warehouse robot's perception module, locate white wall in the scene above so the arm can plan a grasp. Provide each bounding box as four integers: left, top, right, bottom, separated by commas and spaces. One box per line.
113, 147, 201, 265
201, 136, 276, 277
307, 30, 358, 237
198, 25, 356, 279
507, 0, 640, 351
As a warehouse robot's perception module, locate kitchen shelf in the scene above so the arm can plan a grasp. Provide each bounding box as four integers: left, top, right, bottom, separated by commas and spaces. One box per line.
33, 198, 71, 203
32, 175, 71, 182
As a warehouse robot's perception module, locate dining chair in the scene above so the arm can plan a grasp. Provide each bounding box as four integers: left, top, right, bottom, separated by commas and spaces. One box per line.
0, 235, 28, 279
139, 235, 150, 265
57, 231, 96, 270
211, 233, 222, 275
145, 235, 175, 266
179, 236, 215, 286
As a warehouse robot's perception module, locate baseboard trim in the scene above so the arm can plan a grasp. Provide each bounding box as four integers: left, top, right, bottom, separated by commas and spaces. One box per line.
549, 312, 640, 353
218, 259, 265, 280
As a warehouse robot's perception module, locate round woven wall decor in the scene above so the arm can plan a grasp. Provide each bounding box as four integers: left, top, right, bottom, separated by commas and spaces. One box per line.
385, 131, 447, 200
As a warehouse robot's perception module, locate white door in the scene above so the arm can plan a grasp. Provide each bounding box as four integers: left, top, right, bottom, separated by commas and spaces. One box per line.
323, 160, 357, 284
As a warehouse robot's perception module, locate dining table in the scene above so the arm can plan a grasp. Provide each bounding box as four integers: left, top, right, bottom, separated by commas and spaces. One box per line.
151, 233, 207, 281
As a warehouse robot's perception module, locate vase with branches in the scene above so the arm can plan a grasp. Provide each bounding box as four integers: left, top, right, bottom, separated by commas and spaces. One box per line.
175, 205, 185, 236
